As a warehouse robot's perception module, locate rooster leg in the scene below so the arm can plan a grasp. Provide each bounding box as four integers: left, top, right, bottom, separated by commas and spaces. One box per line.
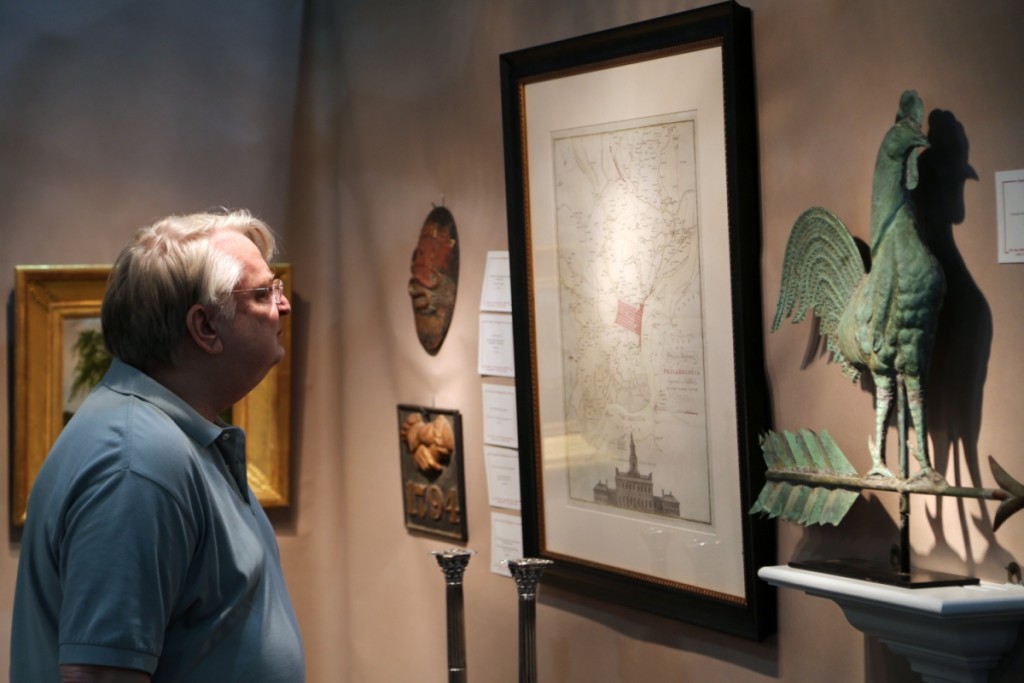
867, 374, 896, 478
897, 375, 909, 479
905, 375, 940, 480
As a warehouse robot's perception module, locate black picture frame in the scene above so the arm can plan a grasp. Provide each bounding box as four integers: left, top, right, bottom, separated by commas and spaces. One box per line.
499, 2, 774, 640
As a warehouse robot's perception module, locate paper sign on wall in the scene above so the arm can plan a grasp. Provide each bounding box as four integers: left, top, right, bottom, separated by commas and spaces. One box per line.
490, 511, 523, 577
997, 170, 1024, 263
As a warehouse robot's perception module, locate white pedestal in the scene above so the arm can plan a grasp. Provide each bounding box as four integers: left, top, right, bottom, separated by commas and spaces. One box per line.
759, 565, 1024, 683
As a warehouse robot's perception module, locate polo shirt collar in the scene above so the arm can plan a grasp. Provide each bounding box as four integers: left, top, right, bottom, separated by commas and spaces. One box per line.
101, 358, 227, 448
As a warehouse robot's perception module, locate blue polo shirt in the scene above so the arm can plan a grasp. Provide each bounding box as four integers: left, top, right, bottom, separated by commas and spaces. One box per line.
11, 360, 305, 683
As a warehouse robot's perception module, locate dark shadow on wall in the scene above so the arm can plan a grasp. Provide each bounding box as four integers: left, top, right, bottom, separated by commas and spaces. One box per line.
915, 108, 1014, 574
265, 291, 309, 537
6, 289, 24, 546
539, 582, 781, 679
266, 0, 343, 535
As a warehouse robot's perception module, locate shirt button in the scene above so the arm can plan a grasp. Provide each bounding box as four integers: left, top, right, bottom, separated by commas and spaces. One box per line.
220, 433, 231, 442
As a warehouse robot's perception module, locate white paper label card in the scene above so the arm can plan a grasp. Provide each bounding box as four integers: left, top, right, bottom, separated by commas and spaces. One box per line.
997, 170, 1024, 263
484, 445, 521, 510
478, 313, 515, 377
480, 251, 512, 312
482, 382, 518, 448
490, 512, 523, 576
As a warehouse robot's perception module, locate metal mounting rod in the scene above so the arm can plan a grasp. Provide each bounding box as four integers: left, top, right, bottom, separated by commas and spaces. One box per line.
433, 549, 475, 683
507, 558, 553, 683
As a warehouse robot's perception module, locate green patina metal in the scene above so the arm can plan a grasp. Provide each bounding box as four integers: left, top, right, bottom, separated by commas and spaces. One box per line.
756, 91, 1024, 541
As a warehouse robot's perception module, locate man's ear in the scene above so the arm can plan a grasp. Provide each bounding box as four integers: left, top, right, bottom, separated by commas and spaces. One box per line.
185, 304, 225, 356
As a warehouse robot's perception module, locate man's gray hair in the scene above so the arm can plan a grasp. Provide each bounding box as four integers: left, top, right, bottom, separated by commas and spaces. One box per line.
102, 209, 278, 371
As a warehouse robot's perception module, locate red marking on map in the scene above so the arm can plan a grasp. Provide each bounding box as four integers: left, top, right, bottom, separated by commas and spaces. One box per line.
614, 300, 644, 336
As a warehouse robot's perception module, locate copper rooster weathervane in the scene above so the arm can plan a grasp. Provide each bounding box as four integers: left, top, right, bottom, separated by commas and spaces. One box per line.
751, 90, 1024, 578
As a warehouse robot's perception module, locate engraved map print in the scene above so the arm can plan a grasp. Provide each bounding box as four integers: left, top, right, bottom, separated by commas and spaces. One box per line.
553, 113, 711, 524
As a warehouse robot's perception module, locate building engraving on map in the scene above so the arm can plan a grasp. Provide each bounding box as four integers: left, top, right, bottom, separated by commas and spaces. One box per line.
593, 434, 681, 518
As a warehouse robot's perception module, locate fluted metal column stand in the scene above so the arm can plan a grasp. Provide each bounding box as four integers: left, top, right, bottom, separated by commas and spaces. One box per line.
432, 549, 475, 683
506, 558, 553, 683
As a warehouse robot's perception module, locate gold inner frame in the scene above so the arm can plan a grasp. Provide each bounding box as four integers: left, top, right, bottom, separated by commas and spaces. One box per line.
12, 264, 293, 525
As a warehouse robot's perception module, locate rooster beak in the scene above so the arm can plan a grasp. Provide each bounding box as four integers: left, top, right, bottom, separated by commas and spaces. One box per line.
910, 122, 930, 150
906, 138, 928, 190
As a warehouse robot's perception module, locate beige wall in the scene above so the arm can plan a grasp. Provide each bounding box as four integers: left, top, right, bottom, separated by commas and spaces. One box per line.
3, 1, 1024, 681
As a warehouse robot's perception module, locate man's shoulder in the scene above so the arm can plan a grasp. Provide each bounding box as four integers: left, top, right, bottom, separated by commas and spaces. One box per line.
73, 381, 191, 445
56, 383, 210, 486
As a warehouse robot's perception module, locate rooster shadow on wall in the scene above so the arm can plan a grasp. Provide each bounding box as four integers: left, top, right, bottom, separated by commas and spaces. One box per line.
915, 109, 1010, 572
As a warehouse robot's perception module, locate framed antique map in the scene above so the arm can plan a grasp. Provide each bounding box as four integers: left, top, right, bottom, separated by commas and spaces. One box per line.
499, 2, 774, 639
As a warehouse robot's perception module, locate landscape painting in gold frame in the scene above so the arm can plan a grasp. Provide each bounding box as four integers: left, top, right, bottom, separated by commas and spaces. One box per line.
12, 264, 293, 525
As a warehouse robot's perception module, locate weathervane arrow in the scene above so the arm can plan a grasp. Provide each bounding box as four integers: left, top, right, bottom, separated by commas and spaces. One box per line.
990, 455, 1024, 532
750, 429, 1024, 531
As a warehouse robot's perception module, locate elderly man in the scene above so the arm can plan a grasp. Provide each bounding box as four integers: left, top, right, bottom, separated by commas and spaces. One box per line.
11, 210, 304, 683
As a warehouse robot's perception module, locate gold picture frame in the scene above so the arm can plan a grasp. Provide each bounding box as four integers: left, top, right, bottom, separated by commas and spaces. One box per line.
12, 264, 293, 525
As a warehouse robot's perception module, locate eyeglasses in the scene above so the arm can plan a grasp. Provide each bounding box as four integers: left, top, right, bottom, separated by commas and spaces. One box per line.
232, 278, 285, 305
